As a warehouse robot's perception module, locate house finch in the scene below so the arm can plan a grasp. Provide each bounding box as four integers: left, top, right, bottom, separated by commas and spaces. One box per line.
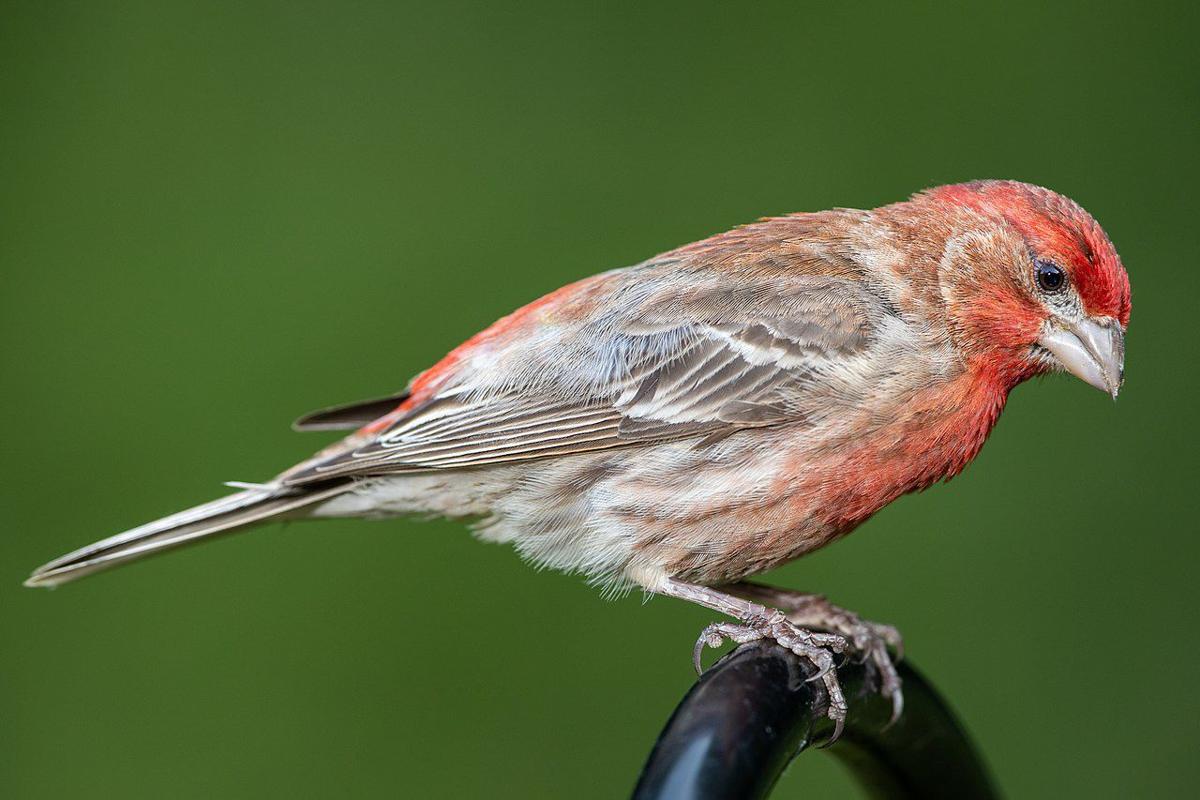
26, 180, 1130, 736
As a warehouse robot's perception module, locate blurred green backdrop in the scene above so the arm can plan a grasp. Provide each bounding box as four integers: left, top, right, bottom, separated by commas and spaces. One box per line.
2, 1, 1197, 797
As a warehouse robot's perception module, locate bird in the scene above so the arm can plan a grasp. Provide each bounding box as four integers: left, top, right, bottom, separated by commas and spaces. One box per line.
26, 179, 1130, 737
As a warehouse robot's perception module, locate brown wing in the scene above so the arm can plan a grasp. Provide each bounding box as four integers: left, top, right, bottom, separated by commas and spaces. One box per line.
281, 270, 886, 485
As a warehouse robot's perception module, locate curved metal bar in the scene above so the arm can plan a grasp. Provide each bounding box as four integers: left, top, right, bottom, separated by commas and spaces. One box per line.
632, 641, 998, 799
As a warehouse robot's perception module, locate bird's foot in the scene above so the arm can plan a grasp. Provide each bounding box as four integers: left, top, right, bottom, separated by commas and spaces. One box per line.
774, 595, 904, 725
693, 610, 851, 739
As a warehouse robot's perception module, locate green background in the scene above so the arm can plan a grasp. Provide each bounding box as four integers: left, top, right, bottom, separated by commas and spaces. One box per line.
2, 1, 1197, 797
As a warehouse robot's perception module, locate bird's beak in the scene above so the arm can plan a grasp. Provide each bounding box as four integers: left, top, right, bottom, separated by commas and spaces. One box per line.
1037, 317, 1125, 398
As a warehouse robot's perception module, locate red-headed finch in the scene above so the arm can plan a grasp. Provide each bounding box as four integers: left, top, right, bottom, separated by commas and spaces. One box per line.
27, 180, 1131, 734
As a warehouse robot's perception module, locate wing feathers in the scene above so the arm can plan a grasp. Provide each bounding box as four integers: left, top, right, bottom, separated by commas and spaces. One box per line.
293, 391, 409, 431
282, 273, 887, 483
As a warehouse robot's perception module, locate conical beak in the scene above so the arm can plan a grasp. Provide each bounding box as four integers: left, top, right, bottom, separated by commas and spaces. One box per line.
1038, 317, 1125, 398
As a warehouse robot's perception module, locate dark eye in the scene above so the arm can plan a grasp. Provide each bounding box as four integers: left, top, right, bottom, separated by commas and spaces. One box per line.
1035, 260, 1067, 293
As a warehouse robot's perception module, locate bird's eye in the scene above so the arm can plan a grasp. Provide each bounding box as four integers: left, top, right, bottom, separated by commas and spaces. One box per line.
1035, 260, 1067, 293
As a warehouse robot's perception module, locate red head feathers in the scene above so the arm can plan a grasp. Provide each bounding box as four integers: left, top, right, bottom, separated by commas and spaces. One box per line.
930, 180, 1131, 327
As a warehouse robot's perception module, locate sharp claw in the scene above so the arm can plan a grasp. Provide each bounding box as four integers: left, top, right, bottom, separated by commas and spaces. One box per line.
803, 655, 834, 683
886, 689, 904, 728
693, 625, 722, 675
819, 715, 846, 747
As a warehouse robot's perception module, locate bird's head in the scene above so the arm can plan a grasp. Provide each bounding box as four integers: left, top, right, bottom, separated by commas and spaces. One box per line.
922, 180, 1131, 397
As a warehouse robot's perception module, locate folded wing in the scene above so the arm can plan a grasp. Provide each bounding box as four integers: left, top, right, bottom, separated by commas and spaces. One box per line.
281, 267, 890, 484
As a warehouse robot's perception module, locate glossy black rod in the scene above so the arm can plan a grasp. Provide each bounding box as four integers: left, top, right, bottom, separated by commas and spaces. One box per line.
632, 641, 998, 799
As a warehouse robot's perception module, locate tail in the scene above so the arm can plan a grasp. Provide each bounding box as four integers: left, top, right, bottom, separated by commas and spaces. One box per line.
25, 481, 350, 588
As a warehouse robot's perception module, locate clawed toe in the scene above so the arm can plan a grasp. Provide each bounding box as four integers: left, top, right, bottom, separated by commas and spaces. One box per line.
871, 644, 904, 725
694, 622, 750, 673
663, 580, 902, 745
869, 621, 904, 660
775, 603, 905, 727
691, 613, 850, 741
845, 632, 903, 726
849, 628, 903, 725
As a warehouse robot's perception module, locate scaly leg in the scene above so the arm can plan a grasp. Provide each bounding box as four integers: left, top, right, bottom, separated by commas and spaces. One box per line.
726, 581, 905, 723
650, 577, 852, 739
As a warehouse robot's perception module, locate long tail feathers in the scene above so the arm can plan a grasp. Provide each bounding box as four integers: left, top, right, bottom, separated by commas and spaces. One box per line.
25, 482, 350, 588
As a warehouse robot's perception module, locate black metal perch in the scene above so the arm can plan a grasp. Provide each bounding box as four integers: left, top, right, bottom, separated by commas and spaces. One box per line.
632, 641, 998, 799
